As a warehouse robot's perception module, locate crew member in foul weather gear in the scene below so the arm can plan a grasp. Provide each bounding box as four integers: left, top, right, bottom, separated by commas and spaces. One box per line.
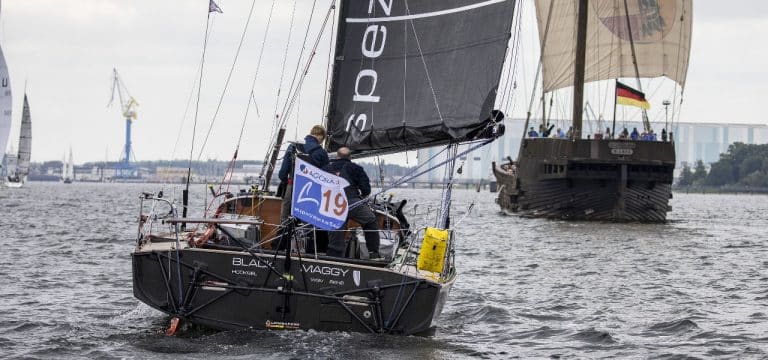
278, 125, 329, 221
324, 147, 381, 259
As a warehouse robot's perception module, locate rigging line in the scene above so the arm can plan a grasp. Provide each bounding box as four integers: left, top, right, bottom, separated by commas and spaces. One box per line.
170, 78, 198, 160
278, 0, 320, 122
349, 139, 493, 210
271, 0, 299, 136
671, 2, 687, 126
321, 2, 337, 121
275, 5, 336, 134
499, 2, 522, 108
171, 5, 224, 161
196, 0, 259, 161
438, 144, 459, 228
405, 0, 444, 123
186, 11, 213, 190
401, 14, 407, 128
503, 2, 524, 114
525, 0, 553, 117
240, 0, 278, 175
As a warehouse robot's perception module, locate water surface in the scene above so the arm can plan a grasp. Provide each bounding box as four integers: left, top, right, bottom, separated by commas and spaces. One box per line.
1, 183, 767, 358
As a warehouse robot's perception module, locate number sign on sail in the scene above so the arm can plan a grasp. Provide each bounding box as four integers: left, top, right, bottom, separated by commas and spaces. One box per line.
291, 156, 350, 230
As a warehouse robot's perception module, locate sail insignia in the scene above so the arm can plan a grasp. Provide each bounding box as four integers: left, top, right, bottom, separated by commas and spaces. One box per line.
326, 0, 516, 155
535, 0, 692, 93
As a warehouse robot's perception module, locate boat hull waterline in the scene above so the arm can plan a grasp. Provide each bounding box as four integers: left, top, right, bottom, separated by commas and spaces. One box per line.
133, 243, 454, 335
494, 138, 675, 222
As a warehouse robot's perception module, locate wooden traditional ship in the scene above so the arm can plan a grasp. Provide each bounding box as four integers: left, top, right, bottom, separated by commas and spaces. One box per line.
494, 0, 691, 222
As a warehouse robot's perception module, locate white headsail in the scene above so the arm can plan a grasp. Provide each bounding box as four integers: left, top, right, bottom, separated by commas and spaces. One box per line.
16, 95, 31, 177
66, 147, 74, 179
0, 45, 11, 157
535, 0, 692, 93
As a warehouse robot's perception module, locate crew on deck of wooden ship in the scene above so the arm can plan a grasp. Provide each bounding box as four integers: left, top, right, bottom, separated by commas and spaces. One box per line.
324, 147, 381, 260
278, 125, 329, 221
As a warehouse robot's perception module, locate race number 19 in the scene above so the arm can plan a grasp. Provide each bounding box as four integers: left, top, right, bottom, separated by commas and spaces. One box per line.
321, 188, 348, 217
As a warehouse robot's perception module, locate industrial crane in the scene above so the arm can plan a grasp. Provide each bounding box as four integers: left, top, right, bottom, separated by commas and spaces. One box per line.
108, 68, 139, 178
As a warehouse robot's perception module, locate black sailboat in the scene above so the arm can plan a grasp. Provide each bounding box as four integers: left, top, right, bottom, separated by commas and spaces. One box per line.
132, 0, 514, 335
493, 0, 692, 222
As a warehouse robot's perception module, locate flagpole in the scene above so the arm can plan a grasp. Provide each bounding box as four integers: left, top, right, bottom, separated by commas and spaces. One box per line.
612, 79, 618, 138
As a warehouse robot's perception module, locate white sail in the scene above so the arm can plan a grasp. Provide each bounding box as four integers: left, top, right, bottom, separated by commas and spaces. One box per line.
0, 45, 11, 157
535, 0, 692, 93
61, 154, 66, 179
66, 148, 74, 179
15, 95, 31, 176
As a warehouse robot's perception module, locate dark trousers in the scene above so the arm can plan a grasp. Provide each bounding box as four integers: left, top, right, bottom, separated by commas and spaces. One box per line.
280, 183, 293, 221
327, 198, 380, 257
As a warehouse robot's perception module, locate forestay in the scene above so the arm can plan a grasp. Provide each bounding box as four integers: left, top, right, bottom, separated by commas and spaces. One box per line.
326, 0, 516, 155
535, 0, 692, 93
0, 46, 11, 156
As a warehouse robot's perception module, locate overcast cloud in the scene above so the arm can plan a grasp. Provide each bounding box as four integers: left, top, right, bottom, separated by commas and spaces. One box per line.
1, 0, 766, 163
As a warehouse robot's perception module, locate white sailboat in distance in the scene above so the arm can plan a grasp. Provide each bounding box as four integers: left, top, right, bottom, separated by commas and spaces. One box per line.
4, 94, 31, 188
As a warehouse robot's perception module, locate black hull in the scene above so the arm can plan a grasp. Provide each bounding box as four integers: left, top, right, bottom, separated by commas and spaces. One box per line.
494, 138, 675, 222
132, 245, 453, 335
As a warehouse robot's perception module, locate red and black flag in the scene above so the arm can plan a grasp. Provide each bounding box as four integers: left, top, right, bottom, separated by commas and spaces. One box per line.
616, 81, 650, 110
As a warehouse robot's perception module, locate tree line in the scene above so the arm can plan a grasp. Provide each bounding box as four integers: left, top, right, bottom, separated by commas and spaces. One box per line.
679, 142, 768, 188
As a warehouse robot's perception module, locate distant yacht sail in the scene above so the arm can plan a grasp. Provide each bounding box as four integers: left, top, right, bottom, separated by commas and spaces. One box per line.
62, 147, 74, 184
0, 44, 12, 167
5, 94, 31, 188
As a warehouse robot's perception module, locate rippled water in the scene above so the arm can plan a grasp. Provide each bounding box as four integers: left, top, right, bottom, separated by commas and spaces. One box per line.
1, 182, 767, 359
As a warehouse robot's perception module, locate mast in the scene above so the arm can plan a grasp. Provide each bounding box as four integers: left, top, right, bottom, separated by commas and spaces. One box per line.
571, 0, 588, 140
263, 127, 286, 192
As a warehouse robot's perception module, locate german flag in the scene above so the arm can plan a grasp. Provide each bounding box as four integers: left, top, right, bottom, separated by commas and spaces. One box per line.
616, 81, 650, 110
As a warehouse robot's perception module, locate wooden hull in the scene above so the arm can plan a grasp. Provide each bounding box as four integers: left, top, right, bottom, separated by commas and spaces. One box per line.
494, 138, 675, 222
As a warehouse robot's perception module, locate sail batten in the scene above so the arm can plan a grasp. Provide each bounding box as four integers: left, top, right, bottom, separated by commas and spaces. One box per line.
326, 0, 516, 154
535, 0, 692, 93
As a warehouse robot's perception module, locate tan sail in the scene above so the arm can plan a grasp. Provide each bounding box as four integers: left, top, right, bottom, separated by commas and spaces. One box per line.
535, 0, 692, 93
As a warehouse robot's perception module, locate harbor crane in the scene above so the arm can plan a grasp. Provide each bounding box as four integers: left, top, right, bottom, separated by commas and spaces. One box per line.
108, 68, 139, 178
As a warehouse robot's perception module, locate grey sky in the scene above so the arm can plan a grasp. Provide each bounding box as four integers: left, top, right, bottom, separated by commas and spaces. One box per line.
1, 0, 766, 163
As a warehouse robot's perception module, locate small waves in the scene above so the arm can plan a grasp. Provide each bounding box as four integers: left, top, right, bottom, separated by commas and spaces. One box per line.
571, 328, 617, 344
2, 185, 768, 358
647, 319, 700, 334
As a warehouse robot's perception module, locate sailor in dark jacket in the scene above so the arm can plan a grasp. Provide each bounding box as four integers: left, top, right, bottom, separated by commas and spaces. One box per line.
324, 147, 380, 259
278, 125, 329, 221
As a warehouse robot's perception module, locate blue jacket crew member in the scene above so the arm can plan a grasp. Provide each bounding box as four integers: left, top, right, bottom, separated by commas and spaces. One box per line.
324, 147, 380, 259
278, 125, 329, 220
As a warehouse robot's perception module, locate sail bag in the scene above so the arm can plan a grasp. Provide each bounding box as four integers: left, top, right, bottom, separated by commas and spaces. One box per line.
417, 227, 449, 274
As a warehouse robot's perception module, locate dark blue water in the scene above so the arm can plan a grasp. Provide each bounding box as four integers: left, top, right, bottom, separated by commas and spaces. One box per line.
1, 182, 767, 358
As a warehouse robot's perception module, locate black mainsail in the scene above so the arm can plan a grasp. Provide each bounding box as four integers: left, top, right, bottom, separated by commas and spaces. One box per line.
326, 0, 516, 155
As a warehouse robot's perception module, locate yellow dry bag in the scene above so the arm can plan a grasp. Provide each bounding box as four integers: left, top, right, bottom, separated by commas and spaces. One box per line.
417, 227, 449, 273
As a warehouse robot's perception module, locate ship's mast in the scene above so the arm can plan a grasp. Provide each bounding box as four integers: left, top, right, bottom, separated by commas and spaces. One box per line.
571, 0, 588, 140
